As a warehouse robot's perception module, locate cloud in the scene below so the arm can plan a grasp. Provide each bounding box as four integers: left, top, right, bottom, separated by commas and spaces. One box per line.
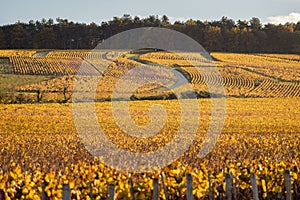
267, 12, 300, 24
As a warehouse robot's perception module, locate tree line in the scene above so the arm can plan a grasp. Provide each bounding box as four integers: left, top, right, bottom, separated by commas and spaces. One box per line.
0, 14, 299, 53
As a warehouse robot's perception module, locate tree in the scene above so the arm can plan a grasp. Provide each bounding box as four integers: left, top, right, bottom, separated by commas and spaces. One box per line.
264, 24, 292, 53
11, 23, 28, 48
133, 16, 141, 24
122, 14, 132, 26
0, 28, 6, 49
161, 15, 170, 25
41, 18, 47, 25
295, 22, 300, 32
87, 22, 100, 47
47, 18, 54, 26
239, 30, 257, 52
291, 31, 300, 53
37, 90, 42, 103
253, 30, 268, 52
143, 15, 161, 26
203, 26, 222, 52
237, 20, 249, 30
174, 21, 184, 26
62, 84, 72, 103
1, 15, 300, 53
220, 16, 235, 30
250, 17, 262, 31
222, 28, 238, 52
185, 19, 197, 26
34, 27, 56, 48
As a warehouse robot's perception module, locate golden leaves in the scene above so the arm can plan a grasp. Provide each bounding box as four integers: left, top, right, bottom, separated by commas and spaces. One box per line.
0, 93, 299, 198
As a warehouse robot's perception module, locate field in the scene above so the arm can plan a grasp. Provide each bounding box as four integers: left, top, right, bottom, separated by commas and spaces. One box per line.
0, 98, 299, 199
1, 49, 300, 102
0, 49, 299, 199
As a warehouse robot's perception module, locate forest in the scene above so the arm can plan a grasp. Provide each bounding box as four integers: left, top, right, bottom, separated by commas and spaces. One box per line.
0, 14, 299, 53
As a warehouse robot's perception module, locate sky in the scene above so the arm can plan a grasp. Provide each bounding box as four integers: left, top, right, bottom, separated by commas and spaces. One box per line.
1, 0, 300, 25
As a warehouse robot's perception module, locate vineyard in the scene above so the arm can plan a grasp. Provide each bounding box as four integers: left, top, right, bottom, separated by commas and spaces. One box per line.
1, 50, 300, 100
0, 50, 37, 57
0, 98, 299, 199
2, 50, 123, 76
138, 51, 300, 98
10, 57, 99, 76
211, 53, 300, 82
0, 50, 299, 199
139, 52, 216, 67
